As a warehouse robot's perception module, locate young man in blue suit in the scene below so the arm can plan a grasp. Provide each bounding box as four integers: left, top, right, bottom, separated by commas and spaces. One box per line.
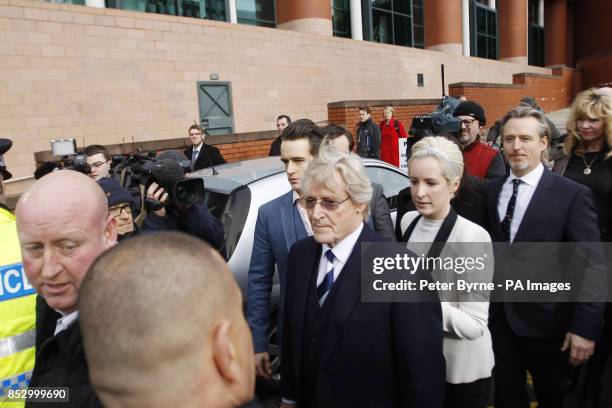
280, 148, 445, 408
487, 106, 605, 408
246, 119, 324, 379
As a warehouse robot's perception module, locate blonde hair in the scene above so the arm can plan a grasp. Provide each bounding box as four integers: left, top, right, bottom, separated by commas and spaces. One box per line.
409, 136, 464, 185
384, 106, 395, 116
302, 144, 372, 220
564, 88, 612, 159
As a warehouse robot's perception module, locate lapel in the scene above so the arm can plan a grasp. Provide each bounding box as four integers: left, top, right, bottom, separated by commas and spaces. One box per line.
318, 225, 370, 370
487, 176, 506, 242
279, 192, 298, 252
513, 167, 554, 243
294, 238, 321, 364
195, 145, 210, 168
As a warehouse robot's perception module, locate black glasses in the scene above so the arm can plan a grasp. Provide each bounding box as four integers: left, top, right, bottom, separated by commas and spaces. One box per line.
302, 196, 351, 211
109, 204, 132, 217
461, 118, 477, 127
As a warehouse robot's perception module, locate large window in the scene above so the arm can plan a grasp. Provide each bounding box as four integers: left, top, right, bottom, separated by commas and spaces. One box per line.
470, 0, 497, 60
105, 0, 226, 21
237, 0, 275, 28
367, 0, 424, 48
528, 0, 545, 66
332, 0, 351, 38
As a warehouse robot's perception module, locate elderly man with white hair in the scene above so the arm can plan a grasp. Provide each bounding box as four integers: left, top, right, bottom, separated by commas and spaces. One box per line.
280, 147, 445, 408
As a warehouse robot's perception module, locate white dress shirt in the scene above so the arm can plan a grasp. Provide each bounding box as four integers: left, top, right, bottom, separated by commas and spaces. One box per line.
497, 163, 544, 242
292, 191, 313, 236
54, 310, 79, 336
316, 223, 364, 287
191, 141, 204, 161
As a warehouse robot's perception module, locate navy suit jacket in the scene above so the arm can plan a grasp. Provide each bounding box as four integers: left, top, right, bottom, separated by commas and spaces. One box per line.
246, 191, 308, 352
487, 167, 605, 340
281, 225, 446, 408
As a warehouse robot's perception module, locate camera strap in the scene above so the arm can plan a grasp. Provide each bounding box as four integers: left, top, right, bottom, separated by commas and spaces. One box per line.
133, 184, 147, 228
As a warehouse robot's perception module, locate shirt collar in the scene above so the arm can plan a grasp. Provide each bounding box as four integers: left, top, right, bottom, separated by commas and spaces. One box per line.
292, 190, 302, 205
193, 142, 204, 152
507, 162, 544, 187
54, 310, 79, 335
322, 223, 364, 265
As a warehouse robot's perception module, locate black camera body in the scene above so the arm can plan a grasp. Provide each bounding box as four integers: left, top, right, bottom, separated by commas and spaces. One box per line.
406, 96, 463, 160
62, 153, 92, 175
114, 153, 204, 211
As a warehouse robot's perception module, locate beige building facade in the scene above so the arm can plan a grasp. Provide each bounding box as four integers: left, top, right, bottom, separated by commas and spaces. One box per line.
0, 0, 552, 189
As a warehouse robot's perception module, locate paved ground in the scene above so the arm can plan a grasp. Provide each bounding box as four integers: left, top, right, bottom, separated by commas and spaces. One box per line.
256, 350, 612, 408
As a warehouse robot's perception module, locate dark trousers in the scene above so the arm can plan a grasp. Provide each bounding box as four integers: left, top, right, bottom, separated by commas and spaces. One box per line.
491, 308, 574, 408
583, 304, 612, 407
444, 377, 491, 408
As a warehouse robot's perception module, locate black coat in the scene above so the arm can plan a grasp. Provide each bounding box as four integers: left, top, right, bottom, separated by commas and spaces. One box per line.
356, 118, 381, 159
184, 144, 226, 171
141, 201, 225, 253
268, 136, 281, 156
281, 225, 445, 408
486, 167, 605, 340
27, 297, 101, 408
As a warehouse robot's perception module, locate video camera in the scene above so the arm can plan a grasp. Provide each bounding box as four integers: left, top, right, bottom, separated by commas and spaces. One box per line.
113, 152, 204, 211
50, 139, 91, 174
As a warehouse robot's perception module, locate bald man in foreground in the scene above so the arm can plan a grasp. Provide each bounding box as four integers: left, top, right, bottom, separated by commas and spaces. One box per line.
15, 170, 117, 407
79, 232, 259, 408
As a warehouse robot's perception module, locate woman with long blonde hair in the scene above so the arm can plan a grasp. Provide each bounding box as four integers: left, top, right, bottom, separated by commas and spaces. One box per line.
553, 88, 612, 407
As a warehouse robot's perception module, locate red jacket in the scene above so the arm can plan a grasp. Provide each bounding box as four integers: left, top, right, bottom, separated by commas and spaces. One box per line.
379, 118, 407, 167
462, 140, 498, 178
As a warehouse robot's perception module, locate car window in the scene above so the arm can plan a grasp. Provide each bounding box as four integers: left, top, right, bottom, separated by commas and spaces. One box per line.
365, 166, 409, 210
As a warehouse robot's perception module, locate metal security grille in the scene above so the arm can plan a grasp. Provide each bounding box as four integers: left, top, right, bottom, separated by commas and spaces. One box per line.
196, 82, 234, 136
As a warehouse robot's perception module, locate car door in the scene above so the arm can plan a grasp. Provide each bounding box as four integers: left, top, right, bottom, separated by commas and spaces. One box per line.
364, 164, 410, 227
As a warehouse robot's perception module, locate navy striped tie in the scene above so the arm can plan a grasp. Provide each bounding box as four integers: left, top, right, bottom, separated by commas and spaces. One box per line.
501, 179, 522, 242
317, 249, 336, 305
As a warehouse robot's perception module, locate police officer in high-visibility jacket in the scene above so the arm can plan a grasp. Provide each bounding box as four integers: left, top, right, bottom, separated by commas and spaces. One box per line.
0, 139, 36, 407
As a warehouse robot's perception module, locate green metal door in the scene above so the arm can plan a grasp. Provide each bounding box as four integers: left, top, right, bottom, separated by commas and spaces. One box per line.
197, 81, 234, 136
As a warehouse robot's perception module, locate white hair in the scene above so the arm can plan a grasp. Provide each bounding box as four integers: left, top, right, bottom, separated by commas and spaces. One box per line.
302, 145, 372, 220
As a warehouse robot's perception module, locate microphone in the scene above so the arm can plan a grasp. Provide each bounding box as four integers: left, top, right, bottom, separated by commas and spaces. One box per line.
151, 159, 184, 191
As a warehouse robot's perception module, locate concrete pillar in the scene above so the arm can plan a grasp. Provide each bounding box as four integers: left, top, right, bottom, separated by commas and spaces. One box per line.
538, 0, 544, 26
499, 0, 528, 64
276, 0, 332, 36
544, 0, 567, 66
349, 0, 363, 40
85, 0, 105, 8
424, 0, 462, 55
228, 0, 237, 23
461, 0, 470, 56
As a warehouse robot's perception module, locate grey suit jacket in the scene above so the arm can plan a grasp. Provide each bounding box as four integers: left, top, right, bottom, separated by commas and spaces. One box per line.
370, 182, 396, 242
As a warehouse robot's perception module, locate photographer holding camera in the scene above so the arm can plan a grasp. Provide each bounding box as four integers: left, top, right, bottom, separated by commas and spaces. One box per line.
140, 151, 225, 254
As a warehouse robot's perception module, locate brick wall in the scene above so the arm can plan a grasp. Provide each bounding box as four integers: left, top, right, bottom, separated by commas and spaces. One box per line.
328, 100, 440, 133
449, 66, 575, 126
217, 139, 272, 161
0, 0, 552, 192
276, 0, 331, 24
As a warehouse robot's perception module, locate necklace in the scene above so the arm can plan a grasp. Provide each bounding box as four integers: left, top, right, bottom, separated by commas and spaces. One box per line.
582, 152, 600, 175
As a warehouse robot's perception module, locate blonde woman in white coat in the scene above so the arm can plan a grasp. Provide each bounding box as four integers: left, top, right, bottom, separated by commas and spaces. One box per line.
401, 136, 494, 408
